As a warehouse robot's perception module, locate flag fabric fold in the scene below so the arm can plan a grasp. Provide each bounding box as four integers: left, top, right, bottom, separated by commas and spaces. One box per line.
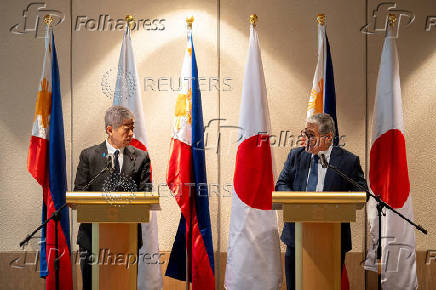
165, 30, 215, 290
224, 24, 282, 290
306, 22, 339, 145
27, 27, 73, 290
114, 27, 163, 290
364, 27, 417, 290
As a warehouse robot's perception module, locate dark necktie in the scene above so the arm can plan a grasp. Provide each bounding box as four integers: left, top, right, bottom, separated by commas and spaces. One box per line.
306, 154, 319, 191
114, 150, 120, 173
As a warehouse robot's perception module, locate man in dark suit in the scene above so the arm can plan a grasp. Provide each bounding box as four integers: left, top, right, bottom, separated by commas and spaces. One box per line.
74, 105, 151, 290
276, 113, 367, 290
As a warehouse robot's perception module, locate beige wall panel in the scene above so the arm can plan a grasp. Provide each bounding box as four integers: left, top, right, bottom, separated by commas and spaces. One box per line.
0, 0, 71, 251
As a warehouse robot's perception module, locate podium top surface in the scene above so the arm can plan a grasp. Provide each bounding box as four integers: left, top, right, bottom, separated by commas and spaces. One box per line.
66, 191, 159, 206
272, 191, 367, 205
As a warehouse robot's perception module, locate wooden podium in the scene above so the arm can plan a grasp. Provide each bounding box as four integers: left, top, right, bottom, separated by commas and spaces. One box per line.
272, 191, 366, 290
67, 192, 160, 290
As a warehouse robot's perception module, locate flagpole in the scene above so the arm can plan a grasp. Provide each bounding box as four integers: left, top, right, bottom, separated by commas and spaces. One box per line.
186, 16, 193, 41
43, 14, 62, 290
316, 13, 325, 26
44, 14, 54, 26
46, 13, 59, 289
43, 14, 53, 39
125, 14, 135, 32
249, 13, 257, 27
376, 15, 395, 290
186, 16, 193, 290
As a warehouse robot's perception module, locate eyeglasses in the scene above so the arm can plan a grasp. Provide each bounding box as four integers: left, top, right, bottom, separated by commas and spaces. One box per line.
301, 129, 331, 147
301, 129, 314, 139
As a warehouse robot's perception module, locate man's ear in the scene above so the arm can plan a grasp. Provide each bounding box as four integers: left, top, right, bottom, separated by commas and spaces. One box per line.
106, 125, 112, 136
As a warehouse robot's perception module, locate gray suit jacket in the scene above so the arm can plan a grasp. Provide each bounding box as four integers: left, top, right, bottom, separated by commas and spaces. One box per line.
74, 141, 152, 250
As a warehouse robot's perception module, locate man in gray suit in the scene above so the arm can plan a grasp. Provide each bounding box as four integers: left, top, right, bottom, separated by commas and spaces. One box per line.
276, 113, 367, 290
74, 105, 151, 290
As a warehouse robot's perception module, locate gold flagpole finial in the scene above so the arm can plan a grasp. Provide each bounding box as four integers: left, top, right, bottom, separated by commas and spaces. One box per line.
388, 14, 397, 26
43, 14, 54, 26
317, 14, 326, 25
186, 16, 194, 29
249, 14, 258, 27
125, 15, 135, 30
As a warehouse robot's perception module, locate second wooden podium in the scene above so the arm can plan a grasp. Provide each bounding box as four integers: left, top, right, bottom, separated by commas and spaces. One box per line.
67, 191, 159, 290
272, 191, 366, 290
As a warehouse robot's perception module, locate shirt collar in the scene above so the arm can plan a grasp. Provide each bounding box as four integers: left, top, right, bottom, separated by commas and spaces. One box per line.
106, 139, 124, 155
316, 144, 333, 161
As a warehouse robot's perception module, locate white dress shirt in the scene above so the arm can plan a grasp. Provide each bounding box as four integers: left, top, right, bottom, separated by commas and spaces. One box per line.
307, 144, 333, 192
106, 140, 124, 173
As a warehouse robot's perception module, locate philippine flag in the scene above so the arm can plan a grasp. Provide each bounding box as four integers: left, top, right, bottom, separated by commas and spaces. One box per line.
306, 16, 339, 145
165, 24, 215, 290
27, 27, 73, 290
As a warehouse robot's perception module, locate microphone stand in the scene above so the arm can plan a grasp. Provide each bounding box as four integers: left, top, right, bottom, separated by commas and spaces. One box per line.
19, 203, 68, 290
19, 164, 112, 290
319, 153, 427, 290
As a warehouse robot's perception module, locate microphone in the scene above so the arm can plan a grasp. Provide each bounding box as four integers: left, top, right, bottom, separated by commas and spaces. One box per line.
104, 153, 114, 173
76, 153, 114, 191
319, 153, 328, 168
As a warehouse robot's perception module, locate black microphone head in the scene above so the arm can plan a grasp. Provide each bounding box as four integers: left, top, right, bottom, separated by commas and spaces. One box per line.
105, 154, 114, 172
319, 153, 328, 168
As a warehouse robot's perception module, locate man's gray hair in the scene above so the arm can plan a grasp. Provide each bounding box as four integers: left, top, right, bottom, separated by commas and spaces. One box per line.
104, 105, 135, 130
307, 113, 336, 135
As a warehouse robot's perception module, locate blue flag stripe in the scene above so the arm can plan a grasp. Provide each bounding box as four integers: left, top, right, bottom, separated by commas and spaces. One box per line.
323, 34, 339, 146
48, 31, 71, 251
165, 214, 188, 280
190, 37, 215, 273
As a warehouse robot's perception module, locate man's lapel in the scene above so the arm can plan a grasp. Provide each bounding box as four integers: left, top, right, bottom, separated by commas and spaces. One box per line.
94, 141, 108, 171
121, 146, 135, 177
324, 146, 343, 191
299, 150, 312, 191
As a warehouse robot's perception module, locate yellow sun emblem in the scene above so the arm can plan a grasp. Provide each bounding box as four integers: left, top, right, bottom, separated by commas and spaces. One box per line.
34, 78, 52, 128
307, 79, 324, 114
33, 78, 51, 128
174, 88, 192, 129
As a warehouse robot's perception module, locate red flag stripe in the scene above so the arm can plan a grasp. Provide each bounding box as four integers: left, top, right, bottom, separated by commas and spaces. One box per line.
44, 189, 73, 290
167, 139, 215, 289
233, 134, 274, 210
27, 136, 49, 187
190, 207, 215, 289
341, 264, 350, 290
167, 138, 193, 214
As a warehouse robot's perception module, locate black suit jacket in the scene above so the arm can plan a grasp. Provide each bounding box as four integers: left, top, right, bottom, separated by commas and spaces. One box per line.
74, 141, 152, 250
276, 146, 368, 253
